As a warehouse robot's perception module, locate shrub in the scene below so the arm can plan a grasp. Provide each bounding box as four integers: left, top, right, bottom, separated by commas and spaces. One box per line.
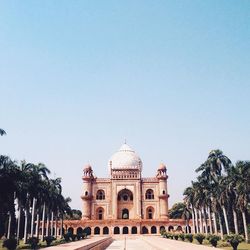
70, 234, 77, 241
185, 233, 193, 242
76, 234, 81, 240
179, 233, 185, 241
174, 234, 179, 240
44, 236, 55, 246
217, 241, 230, 247
162, 232, 167, 238
194, 234, 205, 244
168, 233, 174, 239
63, 233, 71, 242
160, 229, 166, 236
207, 234, 220, 247
226, 234, 244, 250
27, 237, 39, 250
3, 238, 17, 250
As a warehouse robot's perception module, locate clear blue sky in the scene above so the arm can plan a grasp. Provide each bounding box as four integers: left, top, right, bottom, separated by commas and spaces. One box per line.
1, 1, 250, 210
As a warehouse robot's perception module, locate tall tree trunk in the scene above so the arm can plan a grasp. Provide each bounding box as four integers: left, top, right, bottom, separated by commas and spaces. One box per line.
222, 205, 230, 235
218, 213, 224, 240
207, 206, 213, 234
212, 211, 218, 235
16, 201, 21, 244
55, 213, 58, 238
36, 213, 40, 238
194, 208, 199, 233
23, 208, 28, 244
191, 207, 195, 233
30, 198, 36, 238
60, 213, 64, 238
41, 203, 46, 241
203, 207, 208, 235
199, 209, 203, 233
51, 211, 54, 236
46, 213, 49, 237
233, 209, 238, 234
242, 210, 249, 243
7, 214, 11, 239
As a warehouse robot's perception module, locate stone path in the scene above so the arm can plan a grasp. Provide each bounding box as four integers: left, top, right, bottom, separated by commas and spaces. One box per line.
106, 236, 223, 250
42, 236, 111, 250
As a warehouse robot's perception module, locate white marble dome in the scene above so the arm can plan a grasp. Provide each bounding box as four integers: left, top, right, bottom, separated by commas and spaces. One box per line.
109, 143, 142, 170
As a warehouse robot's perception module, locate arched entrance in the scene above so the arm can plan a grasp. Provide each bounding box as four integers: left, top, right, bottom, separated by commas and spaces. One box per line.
131, 226, 137, 234
151, 226, 157, 234
160, 226, 165, 233
103, 227, 109, 235
76, 227, 83, 235
123, 226, 128, 234
117, 189, 133, 219
142, 226, 148, 234
94, 227, 100, 235
114, 227, 120, 234
83, 227, 91, 236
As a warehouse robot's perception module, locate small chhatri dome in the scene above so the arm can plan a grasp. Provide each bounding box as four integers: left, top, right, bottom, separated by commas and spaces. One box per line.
109, 143, 142, 170
84, 164, 92, 171
158, 163, 166, 170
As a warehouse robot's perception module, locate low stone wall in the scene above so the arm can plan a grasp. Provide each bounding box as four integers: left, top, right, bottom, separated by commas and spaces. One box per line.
75, 237, 113, 250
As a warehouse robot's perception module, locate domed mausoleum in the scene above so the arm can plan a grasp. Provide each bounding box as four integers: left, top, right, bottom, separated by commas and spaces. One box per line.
63, 143, 188, 235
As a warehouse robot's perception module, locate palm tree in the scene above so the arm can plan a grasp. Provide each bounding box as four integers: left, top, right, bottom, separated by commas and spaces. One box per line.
0, 156, 19, 238
59, 196, 71, 237
217, 177, 230, 235
192, 181, 207, 234
20, 162, 36, 243
30, 163, 50, 238
0, 154, 71, 243
48, 178, 63, 238
183, 186, 196, 233
196, 149, 233, 236
235, 161, 250, 242
0, 129, 6, 136
196, 149, 232, 183
16, 161, 35, 243
227, 166, 240, 234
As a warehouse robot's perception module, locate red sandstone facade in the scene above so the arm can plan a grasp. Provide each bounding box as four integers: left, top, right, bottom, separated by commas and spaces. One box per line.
64, 143, 188, 235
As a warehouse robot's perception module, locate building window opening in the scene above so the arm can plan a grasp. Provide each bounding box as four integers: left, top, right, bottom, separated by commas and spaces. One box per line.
96, 190, 105, 200
123, 195, 128, 201
122, 208, 129, 219
163, 190, 165, 194
85, 191, 88, 196
98, 209, 103, 220
145, 189, 154, 199
148, 209, 153, 219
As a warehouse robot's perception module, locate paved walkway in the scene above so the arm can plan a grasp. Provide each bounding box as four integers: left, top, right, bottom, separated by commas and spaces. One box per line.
106, 236, 223, 250
42, 236, 110, 250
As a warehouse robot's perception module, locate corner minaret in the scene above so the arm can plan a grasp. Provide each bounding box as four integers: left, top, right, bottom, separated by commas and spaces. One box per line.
156, 163, 169, 219
81, 164, 94, 220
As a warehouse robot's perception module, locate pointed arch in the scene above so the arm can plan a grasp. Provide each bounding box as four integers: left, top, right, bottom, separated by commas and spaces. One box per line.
145, 189, 154, 199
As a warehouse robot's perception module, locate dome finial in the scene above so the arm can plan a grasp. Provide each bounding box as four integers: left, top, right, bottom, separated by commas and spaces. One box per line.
124, 138, 127, 144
